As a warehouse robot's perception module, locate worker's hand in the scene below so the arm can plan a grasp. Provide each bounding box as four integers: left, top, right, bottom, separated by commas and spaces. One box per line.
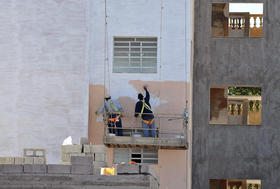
143, 85, 148, 91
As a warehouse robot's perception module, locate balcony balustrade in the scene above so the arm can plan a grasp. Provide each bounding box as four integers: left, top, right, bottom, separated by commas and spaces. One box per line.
227, 96, 262, 125
228, 13, 263, 37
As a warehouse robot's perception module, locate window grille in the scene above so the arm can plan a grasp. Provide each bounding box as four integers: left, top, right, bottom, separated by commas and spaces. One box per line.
113, 37, 157, 73
114, 148, 158, 164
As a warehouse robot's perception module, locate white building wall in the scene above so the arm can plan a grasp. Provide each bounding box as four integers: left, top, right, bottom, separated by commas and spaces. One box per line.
0, 0, 192, 187
89, 0, 192, 100
89, 1, 192, 189
0, 0, 89, 163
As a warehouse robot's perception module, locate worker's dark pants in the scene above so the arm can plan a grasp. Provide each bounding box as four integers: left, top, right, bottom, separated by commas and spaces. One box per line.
108, 114, 123, 136
142, 120, 155, 137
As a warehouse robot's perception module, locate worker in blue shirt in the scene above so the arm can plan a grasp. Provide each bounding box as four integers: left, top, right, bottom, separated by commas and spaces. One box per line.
96, 96, 123, 136
134, 86, 156, 137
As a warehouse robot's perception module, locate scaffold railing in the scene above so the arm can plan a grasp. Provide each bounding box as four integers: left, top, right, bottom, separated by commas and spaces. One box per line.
102, 112, 188, 140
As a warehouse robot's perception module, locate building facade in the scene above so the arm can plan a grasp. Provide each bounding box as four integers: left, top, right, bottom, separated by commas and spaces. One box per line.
192, 0, 278, 189
0, 0, 192, 189
88, 1, 192, 188
0, 0, 89, 163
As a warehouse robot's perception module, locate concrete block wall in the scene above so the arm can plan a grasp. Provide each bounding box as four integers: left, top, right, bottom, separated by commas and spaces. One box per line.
0, 157, 15, 164
0, 163, 158, 189
24, 149, 46, 158
0, 157, 45, 165
23, 164, 47, 174
0, 156, 110, 175
47, 164, 71, 174
61, 145, 107, 168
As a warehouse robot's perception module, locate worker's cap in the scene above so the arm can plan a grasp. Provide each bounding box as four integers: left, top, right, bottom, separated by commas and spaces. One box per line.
104, 95, 111, 99
138, 93, 143, 100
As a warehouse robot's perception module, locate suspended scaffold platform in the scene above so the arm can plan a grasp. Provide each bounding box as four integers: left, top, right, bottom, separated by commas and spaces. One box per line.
103, 113, 188, 150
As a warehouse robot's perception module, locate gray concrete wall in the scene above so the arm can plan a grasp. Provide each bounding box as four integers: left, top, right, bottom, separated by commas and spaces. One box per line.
0, 0, 89, 163
192, 0, 279, 188
0, 174, 154, 189
0, 164, 158, 189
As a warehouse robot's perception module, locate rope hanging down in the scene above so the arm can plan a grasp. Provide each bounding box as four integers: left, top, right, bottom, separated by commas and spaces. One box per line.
158, 0, 163, 100
104, 0, 110, 99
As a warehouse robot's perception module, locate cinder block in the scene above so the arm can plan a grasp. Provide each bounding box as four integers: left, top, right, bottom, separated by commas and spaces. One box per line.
24, 149, 35, 156
61, 153, 70, 162
71, 165, 93, 175
93, 168, 101, 175
84, 153, 94, 158
14, 157, 24, 165
94, 153, 105, 162
47, 164, 71, 174
0, 164, 23, 173
83, 145, 91, 153
24, 149, 46, 158
35, 150, 44, 157
117, 164, 140, 174
60, 161, 71, 165
61, 145, 82, 154
24, 164, 46, 173
71, 156, 93, 165
24, 157, 34, 164
80, 137, 88, 145
89, 145, 107, 153
83, 145, 107, 154
140, 165, 149, 174
0, 157, 15, 164
69, 153, 85, 157
93, 161, 107, 168
61, 153, 85, 163
34, 157, 45, 164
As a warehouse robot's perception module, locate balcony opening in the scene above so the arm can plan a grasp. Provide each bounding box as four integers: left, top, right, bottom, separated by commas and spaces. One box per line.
212, 3, 263, 37
210, 86, 262, 125
210, 179, 261, 189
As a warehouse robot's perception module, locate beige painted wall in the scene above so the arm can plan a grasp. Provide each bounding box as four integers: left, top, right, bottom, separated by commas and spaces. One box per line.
89, 81, 190, 143
156, 150, 187, 189
89, 82, 189, 189
106, 149, 187, 189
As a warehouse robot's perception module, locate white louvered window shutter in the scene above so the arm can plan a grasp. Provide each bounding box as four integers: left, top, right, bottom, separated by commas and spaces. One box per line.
113, 37, 157, 73
113, 148, 158, 164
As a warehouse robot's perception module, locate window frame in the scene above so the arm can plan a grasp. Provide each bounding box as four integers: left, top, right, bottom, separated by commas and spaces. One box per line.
113, 37, 158, 73
113, 148, 158, 165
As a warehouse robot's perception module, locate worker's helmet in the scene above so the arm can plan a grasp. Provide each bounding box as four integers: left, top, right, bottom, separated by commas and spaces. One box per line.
138, 93, 143, 100
104, 95, 111, 100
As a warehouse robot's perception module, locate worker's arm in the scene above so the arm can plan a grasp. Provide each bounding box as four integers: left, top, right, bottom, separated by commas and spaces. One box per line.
134, 102, 140, 117
144, 86, 150, 102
